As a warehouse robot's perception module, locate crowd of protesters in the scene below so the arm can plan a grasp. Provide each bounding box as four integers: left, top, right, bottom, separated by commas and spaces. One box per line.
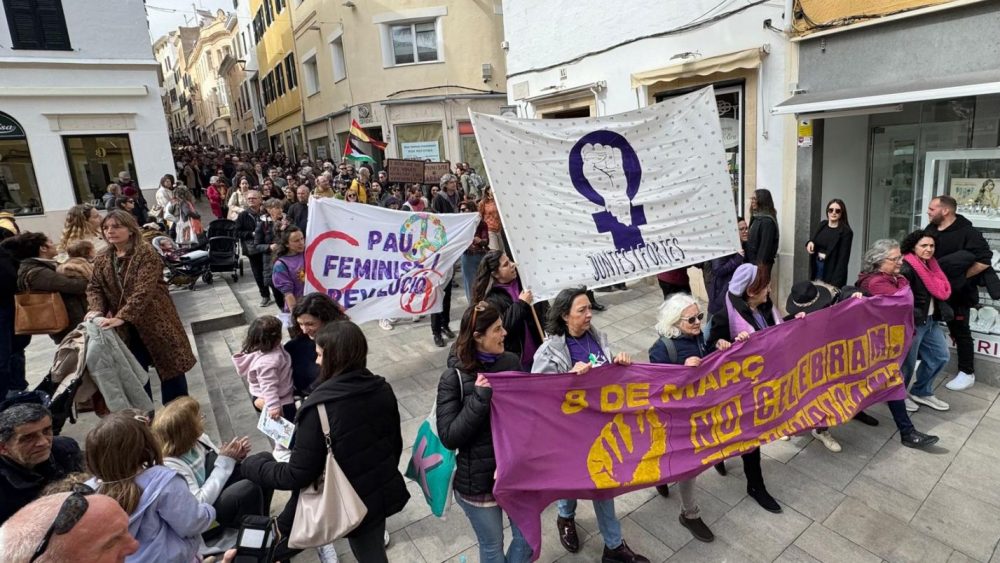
0, 134, 996, 563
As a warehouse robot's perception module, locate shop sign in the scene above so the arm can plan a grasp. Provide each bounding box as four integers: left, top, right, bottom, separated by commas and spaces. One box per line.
401, 141, 441, 161
797, 119, 813, 147
385, 158, 425, 184
0, 113, 25, 140
423, 161, 451, 185
719, 117, 739, 149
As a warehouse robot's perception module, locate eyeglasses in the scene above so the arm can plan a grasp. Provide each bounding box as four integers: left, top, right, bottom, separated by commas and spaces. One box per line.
682, 313, 705, 324
884, 255, 904, 263
30, 483, 95, 562
827, 207, 842, 214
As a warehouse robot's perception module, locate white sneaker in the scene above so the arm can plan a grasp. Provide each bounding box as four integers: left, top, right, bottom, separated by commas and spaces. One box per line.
778, 435, 791, 441
812, 429, 842, 452
384, 529, 391, 547
904, 397, 920, 412
316, 543, 339, 563
379, 318, 395, 331
945, 371, 975, 391
910, 394, 950, 411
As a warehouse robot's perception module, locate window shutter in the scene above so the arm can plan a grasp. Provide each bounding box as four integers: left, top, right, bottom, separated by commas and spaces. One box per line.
4, 0, 42, 49
35, 0, 71, 49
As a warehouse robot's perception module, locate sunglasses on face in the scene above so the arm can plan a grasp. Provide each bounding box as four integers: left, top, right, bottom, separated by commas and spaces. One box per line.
31, 483, 95, 562
682, 313, 705, 324
827, 207, 842, 214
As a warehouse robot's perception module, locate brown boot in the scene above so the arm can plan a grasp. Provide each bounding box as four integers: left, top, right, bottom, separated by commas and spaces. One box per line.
556, 515, 580, 553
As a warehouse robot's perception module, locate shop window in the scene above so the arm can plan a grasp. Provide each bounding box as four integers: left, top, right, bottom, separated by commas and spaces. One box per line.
396, 122, 444, 161
0, 112, 43, 215
309, 137, 329, 160
3, 0, 71, 51
457, 121, 485, 180
62, 135, 136, 206
390, 20, 438, 66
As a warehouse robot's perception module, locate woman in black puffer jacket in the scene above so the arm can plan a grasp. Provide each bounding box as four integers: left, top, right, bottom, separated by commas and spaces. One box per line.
242, 320, 409, 562
436, 301, 532, 562
471, 251, 548, 370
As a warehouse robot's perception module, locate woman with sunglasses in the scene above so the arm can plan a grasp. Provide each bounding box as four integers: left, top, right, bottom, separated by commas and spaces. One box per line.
531, 286, 648, 563
648, 293, 725, 543
436, 301, 532, 562
806, 198, 854, 287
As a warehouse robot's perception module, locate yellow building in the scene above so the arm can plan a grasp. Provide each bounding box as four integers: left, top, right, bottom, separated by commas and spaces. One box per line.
251, 0, 303, 158
287, 1, 507, 173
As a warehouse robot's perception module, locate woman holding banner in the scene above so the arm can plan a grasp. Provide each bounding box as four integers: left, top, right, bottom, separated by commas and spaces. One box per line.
856, 239, 940, 449
436, 301, 532, 563
531, 286, 649, 563
472, 251, 547, 370
706, 264, 782, 514
647, 292, 719, 543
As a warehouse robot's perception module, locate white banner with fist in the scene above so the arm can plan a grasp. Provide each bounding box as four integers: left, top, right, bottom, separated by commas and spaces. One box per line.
470, 86, 741, 301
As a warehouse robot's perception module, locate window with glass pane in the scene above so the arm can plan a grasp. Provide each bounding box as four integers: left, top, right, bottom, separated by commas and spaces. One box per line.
415, 22, 437, 62
391, 24, 414, 65
0, 113, 43, 215
62, 135, 136, 206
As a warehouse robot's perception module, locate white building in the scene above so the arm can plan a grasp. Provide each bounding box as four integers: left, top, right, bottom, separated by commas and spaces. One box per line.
501, 0, 797, 294
0, 0, 173, 236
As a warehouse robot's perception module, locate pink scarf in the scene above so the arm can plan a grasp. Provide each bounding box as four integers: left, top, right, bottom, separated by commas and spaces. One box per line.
903, 254, 951, 300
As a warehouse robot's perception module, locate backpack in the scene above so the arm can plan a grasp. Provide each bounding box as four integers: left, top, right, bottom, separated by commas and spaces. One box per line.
467, 172, 485, 193
657, 336, 679, 364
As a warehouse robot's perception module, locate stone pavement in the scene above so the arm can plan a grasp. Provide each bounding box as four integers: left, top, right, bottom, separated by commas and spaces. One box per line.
21, 257, 1000, 562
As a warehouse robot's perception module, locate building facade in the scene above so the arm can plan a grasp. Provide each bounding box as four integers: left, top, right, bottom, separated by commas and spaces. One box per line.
0, 0, 173, 235
188, 11, 235, 147
250, 0, 303, 158
774, 0, 1000, 372
501, 0, 796, 295
287, 0, 507, 173
222, 0, 267, 151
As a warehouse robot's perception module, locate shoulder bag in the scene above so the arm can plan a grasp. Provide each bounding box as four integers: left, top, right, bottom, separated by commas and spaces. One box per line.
288, 406, 367, 548
14, 272, 69, 335
405, 370, 461, 518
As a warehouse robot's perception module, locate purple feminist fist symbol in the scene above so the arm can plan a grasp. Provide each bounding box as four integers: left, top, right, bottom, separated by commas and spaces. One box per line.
411, 435, 445, 496
568, 130, 647, 251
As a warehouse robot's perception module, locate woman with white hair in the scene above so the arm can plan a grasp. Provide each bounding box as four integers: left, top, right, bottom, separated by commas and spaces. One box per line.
647, 292, 726, 543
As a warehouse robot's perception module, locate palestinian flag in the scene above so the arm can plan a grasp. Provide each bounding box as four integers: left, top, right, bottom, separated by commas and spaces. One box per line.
343, 136, 376, 163
350, 119, 387, 151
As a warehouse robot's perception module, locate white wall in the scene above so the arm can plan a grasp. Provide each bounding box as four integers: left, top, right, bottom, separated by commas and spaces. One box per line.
0, 0, 154, 61
820, 115, 869, 285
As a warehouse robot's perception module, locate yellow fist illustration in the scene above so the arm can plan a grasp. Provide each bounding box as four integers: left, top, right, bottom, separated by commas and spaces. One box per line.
587, 408, 667, 489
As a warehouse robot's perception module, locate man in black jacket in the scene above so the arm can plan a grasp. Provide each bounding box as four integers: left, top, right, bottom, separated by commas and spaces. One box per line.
926, 195, 993, 391
0, 403, 83, 525
287, 185, 310, 232
429, 175, 459, 347
236, 190, 274, 306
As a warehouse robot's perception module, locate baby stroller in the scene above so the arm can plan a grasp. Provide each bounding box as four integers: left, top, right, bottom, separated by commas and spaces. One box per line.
207, 219, 243, 282
152, 236, 213, 290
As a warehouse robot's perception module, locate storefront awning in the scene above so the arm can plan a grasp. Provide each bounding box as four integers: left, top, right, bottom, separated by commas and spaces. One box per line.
772, 69, 1000, 115
630, 47, 767, 89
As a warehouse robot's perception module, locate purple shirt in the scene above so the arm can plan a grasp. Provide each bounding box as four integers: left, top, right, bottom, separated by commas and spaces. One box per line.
271, 253, 305, 312
566, 332, 608, 367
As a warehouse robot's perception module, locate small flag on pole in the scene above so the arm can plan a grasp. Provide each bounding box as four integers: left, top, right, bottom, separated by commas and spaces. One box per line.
343, 136, 376, 163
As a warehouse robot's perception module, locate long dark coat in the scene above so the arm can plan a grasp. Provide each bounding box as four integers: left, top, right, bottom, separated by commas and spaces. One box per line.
86, 241, 196, 379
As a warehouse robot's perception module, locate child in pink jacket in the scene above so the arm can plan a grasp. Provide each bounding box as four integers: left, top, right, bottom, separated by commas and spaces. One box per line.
232, 316, 296, 459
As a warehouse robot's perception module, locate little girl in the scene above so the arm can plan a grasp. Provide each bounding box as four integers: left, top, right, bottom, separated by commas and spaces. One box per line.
57, 239, 95, 280
232, 316, 296, 457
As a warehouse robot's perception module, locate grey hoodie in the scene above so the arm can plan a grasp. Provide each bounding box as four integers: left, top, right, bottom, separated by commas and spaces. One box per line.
530, 328, 613, 374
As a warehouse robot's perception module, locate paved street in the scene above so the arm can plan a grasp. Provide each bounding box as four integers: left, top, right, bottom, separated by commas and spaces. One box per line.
22, 262, 1000, 562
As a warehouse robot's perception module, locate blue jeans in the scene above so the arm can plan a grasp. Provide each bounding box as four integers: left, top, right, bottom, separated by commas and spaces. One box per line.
461, 253, 485, 303
557, 498, 622, 549
902, 319, 950, 398
456, 495, 532, 563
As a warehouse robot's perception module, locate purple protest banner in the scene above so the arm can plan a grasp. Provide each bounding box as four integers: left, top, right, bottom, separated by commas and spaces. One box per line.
488, 289, 913, 558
